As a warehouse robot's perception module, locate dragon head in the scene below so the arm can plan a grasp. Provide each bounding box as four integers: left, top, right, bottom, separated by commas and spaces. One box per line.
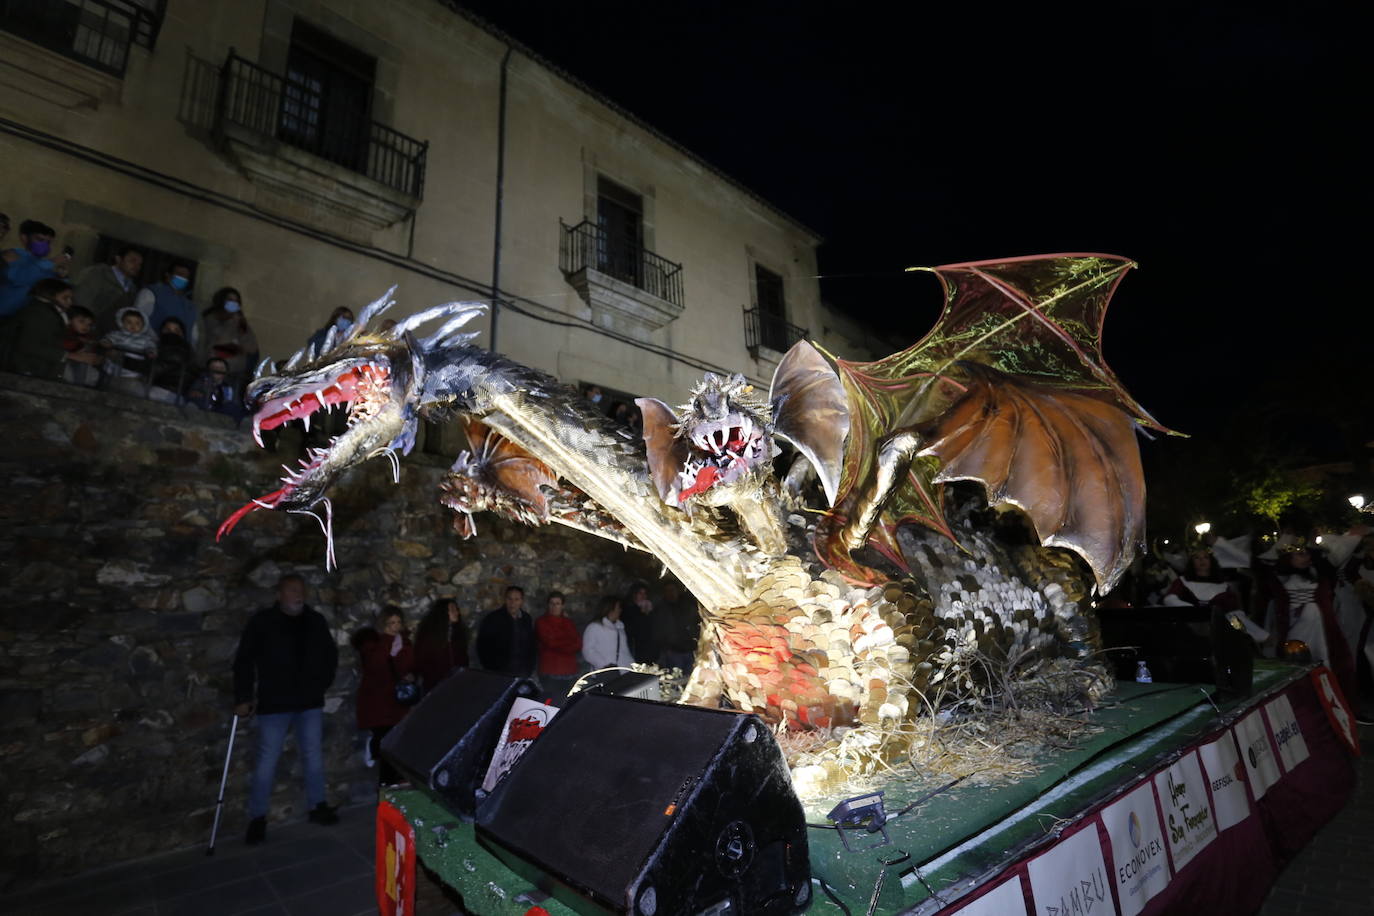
638, 374, 773, 508
638, 341, 850, 511
216, 290, 485, 564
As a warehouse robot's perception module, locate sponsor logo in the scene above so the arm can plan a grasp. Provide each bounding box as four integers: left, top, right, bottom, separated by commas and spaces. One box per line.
1117, 835, 1164, 883
1273, 720, 1302, 747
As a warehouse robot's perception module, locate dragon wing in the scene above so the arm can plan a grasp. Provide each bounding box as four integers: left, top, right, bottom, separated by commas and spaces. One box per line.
920, 363, 1146, 590
823, 254, 1178, 591
769, 340, 850, 506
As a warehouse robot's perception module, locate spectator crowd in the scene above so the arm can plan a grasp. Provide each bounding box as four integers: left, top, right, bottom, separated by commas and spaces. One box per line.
231, 572, 700, 844
0, 212, 256, 419
1122, 522, 1374, 725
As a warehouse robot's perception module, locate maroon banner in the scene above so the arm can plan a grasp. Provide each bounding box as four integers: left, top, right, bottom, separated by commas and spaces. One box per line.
936, 669, 1355, 916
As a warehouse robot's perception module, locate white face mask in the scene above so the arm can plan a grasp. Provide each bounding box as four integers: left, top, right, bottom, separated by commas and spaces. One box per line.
224, 300, 241, 313
335, 317, 353, 331
590, 393, 602, 403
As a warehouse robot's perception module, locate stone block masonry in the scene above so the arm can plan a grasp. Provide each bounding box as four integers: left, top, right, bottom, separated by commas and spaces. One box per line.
0, 374, 659, 888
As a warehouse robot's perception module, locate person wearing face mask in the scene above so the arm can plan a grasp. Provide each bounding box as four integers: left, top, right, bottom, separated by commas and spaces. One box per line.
200, 286, 259, 382
0, 219, 68, 318
134, 262, 197, 343
307, 306, 355, 356
232, 573, 340, 845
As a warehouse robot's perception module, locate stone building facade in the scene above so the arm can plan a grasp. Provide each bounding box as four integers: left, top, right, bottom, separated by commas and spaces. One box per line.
0, 0, 875, 408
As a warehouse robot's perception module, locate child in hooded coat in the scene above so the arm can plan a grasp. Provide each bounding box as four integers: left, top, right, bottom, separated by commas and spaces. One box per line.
101, 306, 158, 389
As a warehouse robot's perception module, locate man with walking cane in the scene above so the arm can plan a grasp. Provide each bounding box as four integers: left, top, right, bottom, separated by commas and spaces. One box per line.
232, 573, 340, 845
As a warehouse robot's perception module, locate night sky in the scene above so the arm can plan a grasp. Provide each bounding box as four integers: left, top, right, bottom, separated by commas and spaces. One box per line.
457, 1, 1364, 442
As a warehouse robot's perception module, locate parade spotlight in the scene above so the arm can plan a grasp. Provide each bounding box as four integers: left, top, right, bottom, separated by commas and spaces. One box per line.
1194, 522, 1211, 536
1349, 494, 1365, 510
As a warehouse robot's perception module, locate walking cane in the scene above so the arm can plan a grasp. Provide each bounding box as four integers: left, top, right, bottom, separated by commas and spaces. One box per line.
206, 714, 240, 856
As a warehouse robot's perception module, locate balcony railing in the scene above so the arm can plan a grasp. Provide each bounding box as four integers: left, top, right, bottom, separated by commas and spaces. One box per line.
744, 306, 808, 356
0, 0, 164, 77
559, 219, 684, 309
216, 50, 427, 199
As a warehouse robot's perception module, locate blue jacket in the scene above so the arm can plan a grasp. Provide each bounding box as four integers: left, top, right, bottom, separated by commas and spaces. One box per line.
0, 250, 58, 317
145, 282, 197, 338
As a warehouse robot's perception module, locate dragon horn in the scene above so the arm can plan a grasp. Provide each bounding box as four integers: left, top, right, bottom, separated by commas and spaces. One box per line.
422, 308, 486, 349
392, 301, 486, 338
438, 331, 481, 348
283, 348, 305, 371
357, 285, 399, 326
307, 341, 319, 362
252, 356, 273, 380
323, 325, 339, 353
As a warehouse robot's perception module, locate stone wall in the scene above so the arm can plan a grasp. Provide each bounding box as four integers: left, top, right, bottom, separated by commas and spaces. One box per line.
0, 374, 659, 887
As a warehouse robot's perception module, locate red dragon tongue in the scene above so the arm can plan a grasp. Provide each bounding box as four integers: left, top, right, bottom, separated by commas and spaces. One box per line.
216, 485, 293, 541
678, 464, 721, 501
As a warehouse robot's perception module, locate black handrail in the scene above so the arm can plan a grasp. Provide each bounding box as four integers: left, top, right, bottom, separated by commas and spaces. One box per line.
559, 219, 684, 309
743, 306, 808, 355
0, 0, 164, 78
216, 50, 428, 199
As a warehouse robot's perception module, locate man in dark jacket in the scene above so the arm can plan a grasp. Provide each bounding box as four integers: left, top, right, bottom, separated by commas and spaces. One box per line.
232, 573, 339, 844
475, 585, 536, 676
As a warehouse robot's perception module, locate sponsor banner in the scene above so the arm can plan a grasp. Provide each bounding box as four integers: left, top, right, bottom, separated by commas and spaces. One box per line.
1101, 782, 1171, 916
1264, 693, 1310, 773
481, 697, 558, 792
1027, 822, 1117, 916
1233, 710, 1281, 800
1153, 751, 1217, 871
375, 800, 416, 916
1311, 667, 1361, 756
948, 876, 1029, 916
1197, 732, 1250, 832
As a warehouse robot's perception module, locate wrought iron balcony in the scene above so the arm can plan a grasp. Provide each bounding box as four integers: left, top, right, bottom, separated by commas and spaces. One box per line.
216, 51, 427, 199
0, 0, 164, 77
744, 306, 808, 356
559, 219, 684, 309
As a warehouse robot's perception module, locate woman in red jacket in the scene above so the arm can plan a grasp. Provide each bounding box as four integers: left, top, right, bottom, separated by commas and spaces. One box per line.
351, 606, 416, 786
414, 598, 469, 691
535, 591, 582, 703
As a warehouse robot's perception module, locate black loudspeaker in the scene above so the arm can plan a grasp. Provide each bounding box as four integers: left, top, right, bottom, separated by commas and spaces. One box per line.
1097, 605, 1228, 685
379, 669, 538, 817
476, 693, 811, 915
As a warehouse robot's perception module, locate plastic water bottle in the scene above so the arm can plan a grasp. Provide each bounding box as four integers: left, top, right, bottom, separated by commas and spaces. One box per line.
1136, 660, 1153, 684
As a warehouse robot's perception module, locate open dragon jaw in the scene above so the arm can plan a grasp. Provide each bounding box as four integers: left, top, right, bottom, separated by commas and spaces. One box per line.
219, 254, 1177, 790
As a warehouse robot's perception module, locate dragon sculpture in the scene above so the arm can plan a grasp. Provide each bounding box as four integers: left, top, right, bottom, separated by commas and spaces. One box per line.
219, 254, 1174, 738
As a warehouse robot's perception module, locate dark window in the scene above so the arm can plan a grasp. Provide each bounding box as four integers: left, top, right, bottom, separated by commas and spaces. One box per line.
596, 177, 644, 287
92, 234, 197, 296
755, 265, 788, 351
279, 20, 375, 173
0, 0, 165, 77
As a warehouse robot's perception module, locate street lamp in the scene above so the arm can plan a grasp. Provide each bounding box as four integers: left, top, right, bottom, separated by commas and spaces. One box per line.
1349, 494, 1366, 510
1194, 522, 1211, 536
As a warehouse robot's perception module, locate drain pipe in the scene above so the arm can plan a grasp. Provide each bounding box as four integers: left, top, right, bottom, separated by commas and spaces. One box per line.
490, 44, 513, 353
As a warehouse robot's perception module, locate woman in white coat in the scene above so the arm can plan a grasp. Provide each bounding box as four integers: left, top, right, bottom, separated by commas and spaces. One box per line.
582, 596, 635, 670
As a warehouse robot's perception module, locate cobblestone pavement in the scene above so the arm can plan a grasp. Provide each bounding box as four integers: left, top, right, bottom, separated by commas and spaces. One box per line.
2, 727, 1367, 916
1256, 725, 1374, 916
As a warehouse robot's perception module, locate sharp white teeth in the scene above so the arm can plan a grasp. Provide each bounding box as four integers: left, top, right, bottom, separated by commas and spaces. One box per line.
316, 389, 329, 410
742, 417, 752, 442
253, 418, 264, 447
303, 412, 312, 431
